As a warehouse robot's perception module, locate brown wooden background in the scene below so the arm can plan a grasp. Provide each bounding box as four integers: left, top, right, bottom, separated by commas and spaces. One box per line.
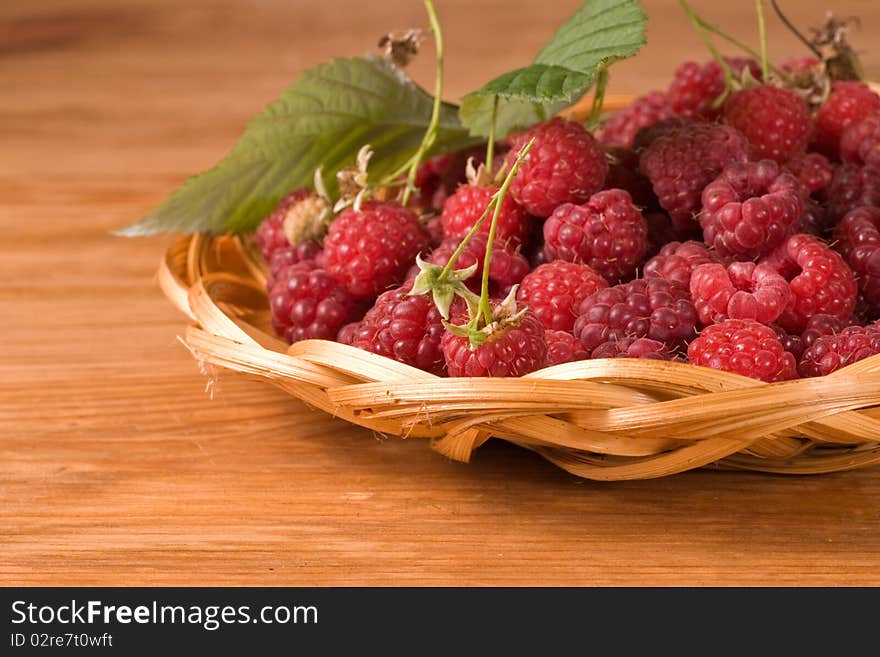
4, 0, 880, 586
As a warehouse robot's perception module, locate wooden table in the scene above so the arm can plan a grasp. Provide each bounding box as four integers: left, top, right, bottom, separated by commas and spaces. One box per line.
4, 0, 880, 586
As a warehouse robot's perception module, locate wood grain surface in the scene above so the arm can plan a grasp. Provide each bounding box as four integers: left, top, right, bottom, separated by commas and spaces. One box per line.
3, 0, 880, 586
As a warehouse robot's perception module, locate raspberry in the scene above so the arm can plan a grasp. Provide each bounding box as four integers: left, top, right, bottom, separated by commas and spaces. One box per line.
542, 189, 648, 284
687, 319, 797, 382
350, 282, 446, 375
414, 145, 487, 211
266, 240, 323, 289
798, 323, 880, 377
441, 309, 547, 377
792, 199, 828, 236
632, 117, 689, 152
573, 278, 698, 355
690, 262, 792, 325
834, 206, 880, 309
639, 122, 750, 228
771, 323, 804, 361
643, 240, 720, 287
506, 117, 607, 217
840, 113, 880, 168
761, 233, 858, 333
336, 321, 360, 346
813, 81, 880, 159
604, 147, 657, 208
590, 337, 671, 360
323, 201, 429, 299
517, 260, 608, 331
254, 188, 314, 260
800, 313, 850, 352
545, 330, 589, 366
826, 163, 880, 221
700, 159, 804, 259
269, 266, 361, 343
784, 152, 833, 195
440, 184, 530, 247
426, 233, 530, 297
644, 212, 682, 257
667, 57, 761, 119
722, 85, 810, 163
424, 215, 445, 248
600, 91, 676, 148
780, 56, 821, 77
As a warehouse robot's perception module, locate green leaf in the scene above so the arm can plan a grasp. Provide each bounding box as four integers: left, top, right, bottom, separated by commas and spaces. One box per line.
119, 56, 478, 236
460, 0, 647, 137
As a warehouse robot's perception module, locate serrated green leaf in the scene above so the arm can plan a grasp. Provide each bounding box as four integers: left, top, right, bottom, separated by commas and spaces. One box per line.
119, 56, 478, 236
458, 94, 569, 138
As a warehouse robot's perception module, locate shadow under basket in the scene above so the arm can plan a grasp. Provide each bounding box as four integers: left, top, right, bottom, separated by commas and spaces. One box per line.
159, 232, 880, 481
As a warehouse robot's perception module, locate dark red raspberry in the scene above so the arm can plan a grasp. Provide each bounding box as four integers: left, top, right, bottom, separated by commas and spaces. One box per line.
424, 215, 445, 248
632, 117, 689, 152
542, 189, 648, 284
770, 323, 804, 361
440, 184, 530, 247
639, 122, 750, 228
545, 330, 589, 366
840, 113, 880, 168
791, 199, 828, 236
414, 145, 487, 212
643, 240, 720, 287
517, 260, 608, 332
761, 233, 858, 333
687, 319, 798, 382
826, 163, 880, 221
784, 152, 833, 196
505, 117, 607, 217
667, 57, 761, 120
573, 278, 698, 355
350, 282, 446, 375
722, 85, 810, 163
700, 159, 804, 259
800, 313, 851, 352
266, 240, 323, 289
441, 309, 547, 377
426, 233, 530, 297
269, 266, 361, 344
323, 201, 429, 299
813, 81, 880, 159
834, 206, 880, 309
690, 261, 792, 325
604, 147, 657, 208
590, 337, 671, 360
798, 323, 880, 377
336, 321, 360, 346
600, 91, 676, 148
254, 188, 314, 261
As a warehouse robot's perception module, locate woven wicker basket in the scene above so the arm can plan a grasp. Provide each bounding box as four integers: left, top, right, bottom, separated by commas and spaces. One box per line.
157, 94, 880, 481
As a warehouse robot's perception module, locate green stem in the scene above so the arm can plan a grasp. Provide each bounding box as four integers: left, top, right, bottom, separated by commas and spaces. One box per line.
485, 95, 499, 177
755, 0, 769, 81
438, 200, 496, 280
401, 0, 444, 207
679, 0, 735, 88
587, 65, 609, 129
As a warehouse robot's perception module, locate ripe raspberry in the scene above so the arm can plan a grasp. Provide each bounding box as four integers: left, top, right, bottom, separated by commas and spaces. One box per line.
604, 147, 657, 208
722, 85, 810, 163
791, 199, 828, 236
690, 262, 792, 325
266, 240, 323, 289
441, 309, 547, 377
424, 215, 445, 248
784, 152, 833, 195
426, 233, 530, 297
505, 117, 607, 217
800, 313, 851, 352
254, 188, 314, 260
826, 163, 880, 221
269, 266, 361, 343
687, 319, 797, 382
700, 159, 804, 259
639, 122, 750, 228
414, 145, 487, 211
840, 113, 880, 168
323, 201, 429, 299
440, 184, 530, 247
542, 189, 648, 284
336, 321, 360, 346
600, 91, 676, 148
667, 57, 761, 119
517, 260, 608, 332
761, 233, 858, 333
632, 117, 689, 152
350, 282, 446, 375
770, 323, 804, 361
834, 206, 880, 309
574, 278, 698, 355
590, 337, 671, 360
643, 240, 720, 287
813, 81, 880, 159
798, 323, 880, 377
545, 330, 589, 366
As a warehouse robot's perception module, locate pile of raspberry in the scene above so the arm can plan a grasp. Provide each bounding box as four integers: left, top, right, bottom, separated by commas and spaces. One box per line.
255, 61, 880, 381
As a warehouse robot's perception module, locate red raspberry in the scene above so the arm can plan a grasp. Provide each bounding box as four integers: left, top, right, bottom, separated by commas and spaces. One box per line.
266, 240, 323, 289
440, 184, 530, 247
800, 313, 851, 352
834, 206, 880, 309
813, 81, 880, 159
840, 113, 880, 168
639, 122, 750, 228
826, 163, 880, 221
254, 188, 314, 260
600, 91, 676, 148
632, 117, 689, 152
426, 233, 530, 297
770, 323, 804, 361
590, 337, 671, 360
687, 319, 797, 382
761, 233, 858, 333
506, 117, 607, 217
350, 282, 446, 375
667, 57, 761, 119
643, 240, 720, 287
517, 260, 608, 332
441, 309, 547, 377
424, 215, 445, 248
269, 266, 362, 343
690, 262, 792, 325
574, 278, 698, 355
604, 147, 657, 208
700, 159, 804, 259
791, 199, 828, 236
414, 145, 487, 212
798, 323, 880, 377
722, 86, 810, 163
542, 189, 648, 284
784, 152, 833, 195
336, 321, 360, 346
323, 201, 429, 299
545, 330, 589, 366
